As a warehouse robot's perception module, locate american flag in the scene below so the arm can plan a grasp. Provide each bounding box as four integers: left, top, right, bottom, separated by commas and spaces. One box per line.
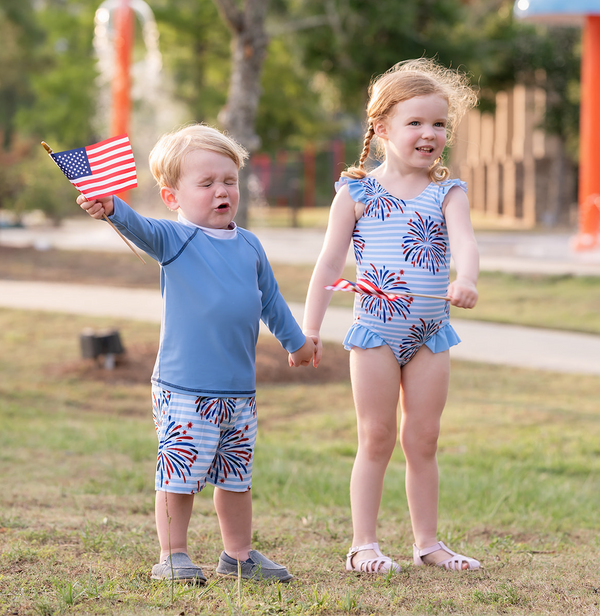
325, 278, 450, 302
49, 134, 137, 200
325, 278, 401, 301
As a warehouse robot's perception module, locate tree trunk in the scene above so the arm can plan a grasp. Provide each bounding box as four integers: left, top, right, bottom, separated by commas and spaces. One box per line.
212, 0, 269, 228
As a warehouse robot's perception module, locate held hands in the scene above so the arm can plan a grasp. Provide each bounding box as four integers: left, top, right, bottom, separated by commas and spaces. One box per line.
77, 194, 115, 218
288, 334, 319, 368
447, 277, 478, 309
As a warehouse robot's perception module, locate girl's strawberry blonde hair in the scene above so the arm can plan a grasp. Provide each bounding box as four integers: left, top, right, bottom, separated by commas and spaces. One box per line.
149, 123, 249, 189
343, 58, 478, 183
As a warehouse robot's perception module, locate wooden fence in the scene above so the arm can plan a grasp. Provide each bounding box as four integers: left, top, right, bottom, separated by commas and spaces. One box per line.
449, 84, 576, 227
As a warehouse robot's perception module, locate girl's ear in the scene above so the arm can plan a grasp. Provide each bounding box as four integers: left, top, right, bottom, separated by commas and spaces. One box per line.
373, 119, 388, 140
161, 187, 179, 211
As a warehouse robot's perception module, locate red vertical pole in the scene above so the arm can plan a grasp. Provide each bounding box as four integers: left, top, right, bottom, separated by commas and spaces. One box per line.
331, 139, 345, 191
111, 0, 134, 138
574, 15, 600, 249
303, 144, 316, 207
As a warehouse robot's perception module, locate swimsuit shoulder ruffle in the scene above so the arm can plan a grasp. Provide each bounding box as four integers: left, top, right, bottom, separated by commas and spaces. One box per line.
335, 176, 369, 205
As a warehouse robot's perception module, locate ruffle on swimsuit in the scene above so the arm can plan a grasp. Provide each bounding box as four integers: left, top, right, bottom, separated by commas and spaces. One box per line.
343, 321, 461, 356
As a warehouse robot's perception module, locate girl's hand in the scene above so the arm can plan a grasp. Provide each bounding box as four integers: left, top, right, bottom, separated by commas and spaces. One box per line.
77, 194, 115, 218
447, 278, 478, 309
306, 332, 322, 368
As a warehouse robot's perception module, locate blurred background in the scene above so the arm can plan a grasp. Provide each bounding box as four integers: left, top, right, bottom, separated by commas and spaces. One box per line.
0, 0, 584, 229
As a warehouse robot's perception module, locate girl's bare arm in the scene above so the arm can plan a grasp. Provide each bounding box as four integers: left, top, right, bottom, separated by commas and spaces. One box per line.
302, 186, 357, 366
443, 186, 479, 309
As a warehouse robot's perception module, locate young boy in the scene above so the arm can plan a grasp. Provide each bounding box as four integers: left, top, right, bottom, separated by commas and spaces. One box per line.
78, 124, 315, 583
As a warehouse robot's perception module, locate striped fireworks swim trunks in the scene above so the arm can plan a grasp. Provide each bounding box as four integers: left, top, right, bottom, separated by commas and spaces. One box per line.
152, 385, 257, 494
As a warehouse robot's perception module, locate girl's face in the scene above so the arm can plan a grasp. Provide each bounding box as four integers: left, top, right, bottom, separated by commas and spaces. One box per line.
375, 94, 448, 172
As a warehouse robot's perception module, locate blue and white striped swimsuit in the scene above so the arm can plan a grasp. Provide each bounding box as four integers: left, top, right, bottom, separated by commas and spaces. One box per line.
340, 176, 463, 366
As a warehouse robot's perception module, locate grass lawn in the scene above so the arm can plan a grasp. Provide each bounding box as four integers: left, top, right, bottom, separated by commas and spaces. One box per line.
1, 309, 600, 615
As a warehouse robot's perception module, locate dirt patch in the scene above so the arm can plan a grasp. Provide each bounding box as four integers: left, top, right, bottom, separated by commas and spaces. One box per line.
52, 337, 350, 386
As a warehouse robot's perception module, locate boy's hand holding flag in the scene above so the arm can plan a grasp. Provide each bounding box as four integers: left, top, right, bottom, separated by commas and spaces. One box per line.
42, 135, 145, 263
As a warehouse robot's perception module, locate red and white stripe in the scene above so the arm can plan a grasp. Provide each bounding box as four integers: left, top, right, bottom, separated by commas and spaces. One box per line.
325, 278, 400, 301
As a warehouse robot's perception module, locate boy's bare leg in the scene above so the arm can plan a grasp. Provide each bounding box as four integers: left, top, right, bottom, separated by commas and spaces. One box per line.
155, 491, 195, 561
213, 488, 252, 561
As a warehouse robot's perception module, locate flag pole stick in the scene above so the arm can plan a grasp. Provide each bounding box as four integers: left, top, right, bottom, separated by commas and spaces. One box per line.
41, 141, 146, 264
394, 291, 451, 301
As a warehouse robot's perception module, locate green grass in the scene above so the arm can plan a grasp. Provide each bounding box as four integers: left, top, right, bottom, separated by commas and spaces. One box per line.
451, 271, 600, 335
1, 308, 600, 615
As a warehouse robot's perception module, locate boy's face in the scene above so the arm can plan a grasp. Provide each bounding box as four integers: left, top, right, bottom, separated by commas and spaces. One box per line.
161, 149, 240, 229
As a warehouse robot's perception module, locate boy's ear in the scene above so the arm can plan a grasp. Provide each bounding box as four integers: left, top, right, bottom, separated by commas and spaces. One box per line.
161, 187, 179, 211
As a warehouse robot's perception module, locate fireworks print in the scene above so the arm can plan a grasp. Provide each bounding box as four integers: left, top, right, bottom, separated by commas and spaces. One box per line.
152, 389, 171, 433
196, 397, 237, 424
359, 264, 413, 322
398, 318, 442, 364
208, 428, 253, 484
362, 177, 405, 220
353, 228, 366, 263
402, 212, 447, 273
156, 416, 199, 486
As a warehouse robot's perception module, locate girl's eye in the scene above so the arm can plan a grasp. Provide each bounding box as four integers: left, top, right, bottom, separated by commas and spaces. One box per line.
409, 121, 420, 126
434, 122, 446, 128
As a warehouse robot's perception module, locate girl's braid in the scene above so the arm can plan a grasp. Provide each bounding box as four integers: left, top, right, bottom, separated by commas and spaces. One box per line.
341, 124, 375, 180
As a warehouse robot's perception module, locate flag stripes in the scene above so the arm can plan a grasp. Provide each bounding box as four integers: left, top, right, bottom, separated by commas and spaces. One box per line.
49, 134, 137, 200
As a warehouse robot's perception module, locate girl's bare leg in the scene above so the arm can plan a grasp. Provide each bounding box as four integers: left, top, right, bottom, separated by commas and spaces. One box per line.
214, 487, 253, 561
400, 346, 466, 567
155, 491, 195, 561
348, 345, 400, 565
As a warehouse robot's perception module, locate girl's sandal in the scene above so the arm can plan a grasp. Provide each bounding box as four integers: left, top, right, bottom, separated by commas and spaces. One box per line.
413, 541, 480, 571
345, 542, 401, 574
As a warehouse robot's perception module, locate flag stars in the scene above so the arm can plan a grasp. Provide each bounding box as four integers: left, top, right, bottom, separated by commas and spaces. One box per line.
52, 148, 91, 180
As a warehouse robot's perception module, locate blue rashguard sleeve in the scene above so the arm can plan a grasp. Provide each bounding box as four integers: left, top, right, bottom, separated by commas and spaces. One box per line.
108, 197, 185, 263
255, 242, 306, 354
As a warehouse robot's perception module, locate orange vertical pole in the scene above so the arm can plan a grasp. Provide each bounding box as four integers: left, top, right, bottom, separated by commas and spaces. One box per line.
111, 0, 134, 137
574, 15, 600, 249
110, 0, 134, 200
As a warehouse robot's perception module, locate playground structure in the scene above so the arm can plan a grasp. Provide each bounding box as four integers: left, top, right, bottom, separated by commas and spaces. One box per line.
515, 0, 600, 248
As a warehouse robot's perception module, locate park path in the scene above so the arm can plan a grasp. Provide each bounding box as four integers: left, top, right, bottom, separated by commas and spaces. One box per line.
1, 221, 600, 376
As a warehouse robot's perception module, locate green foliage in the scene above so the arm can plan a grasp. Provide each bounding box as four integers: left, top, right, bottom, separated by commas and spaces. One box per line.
152, 0, 229, 125
8, 146, 80, 221
0, 0, 584, 219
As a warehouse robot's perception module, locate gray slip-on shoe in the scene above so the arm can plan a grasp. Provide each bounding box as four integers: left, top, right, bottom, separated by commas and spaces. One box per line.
216, 550, 294, 582
151, 552, 207, 584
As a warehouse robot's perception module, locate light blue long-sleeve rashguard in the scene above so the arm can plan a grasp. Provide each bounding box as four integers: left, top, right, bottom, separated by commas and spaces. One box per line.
108, 196, 306, 397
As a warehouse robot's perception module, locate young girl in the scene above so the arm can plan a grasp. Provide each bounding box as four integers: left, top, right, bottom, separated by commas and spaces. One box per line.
301, 58, 480, 573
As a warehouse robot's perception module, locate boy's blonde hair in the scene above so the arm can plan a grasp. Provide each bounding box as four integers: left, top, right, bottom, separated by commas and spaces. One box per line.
149, 124, 249, 189
343, 58, 478, 182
